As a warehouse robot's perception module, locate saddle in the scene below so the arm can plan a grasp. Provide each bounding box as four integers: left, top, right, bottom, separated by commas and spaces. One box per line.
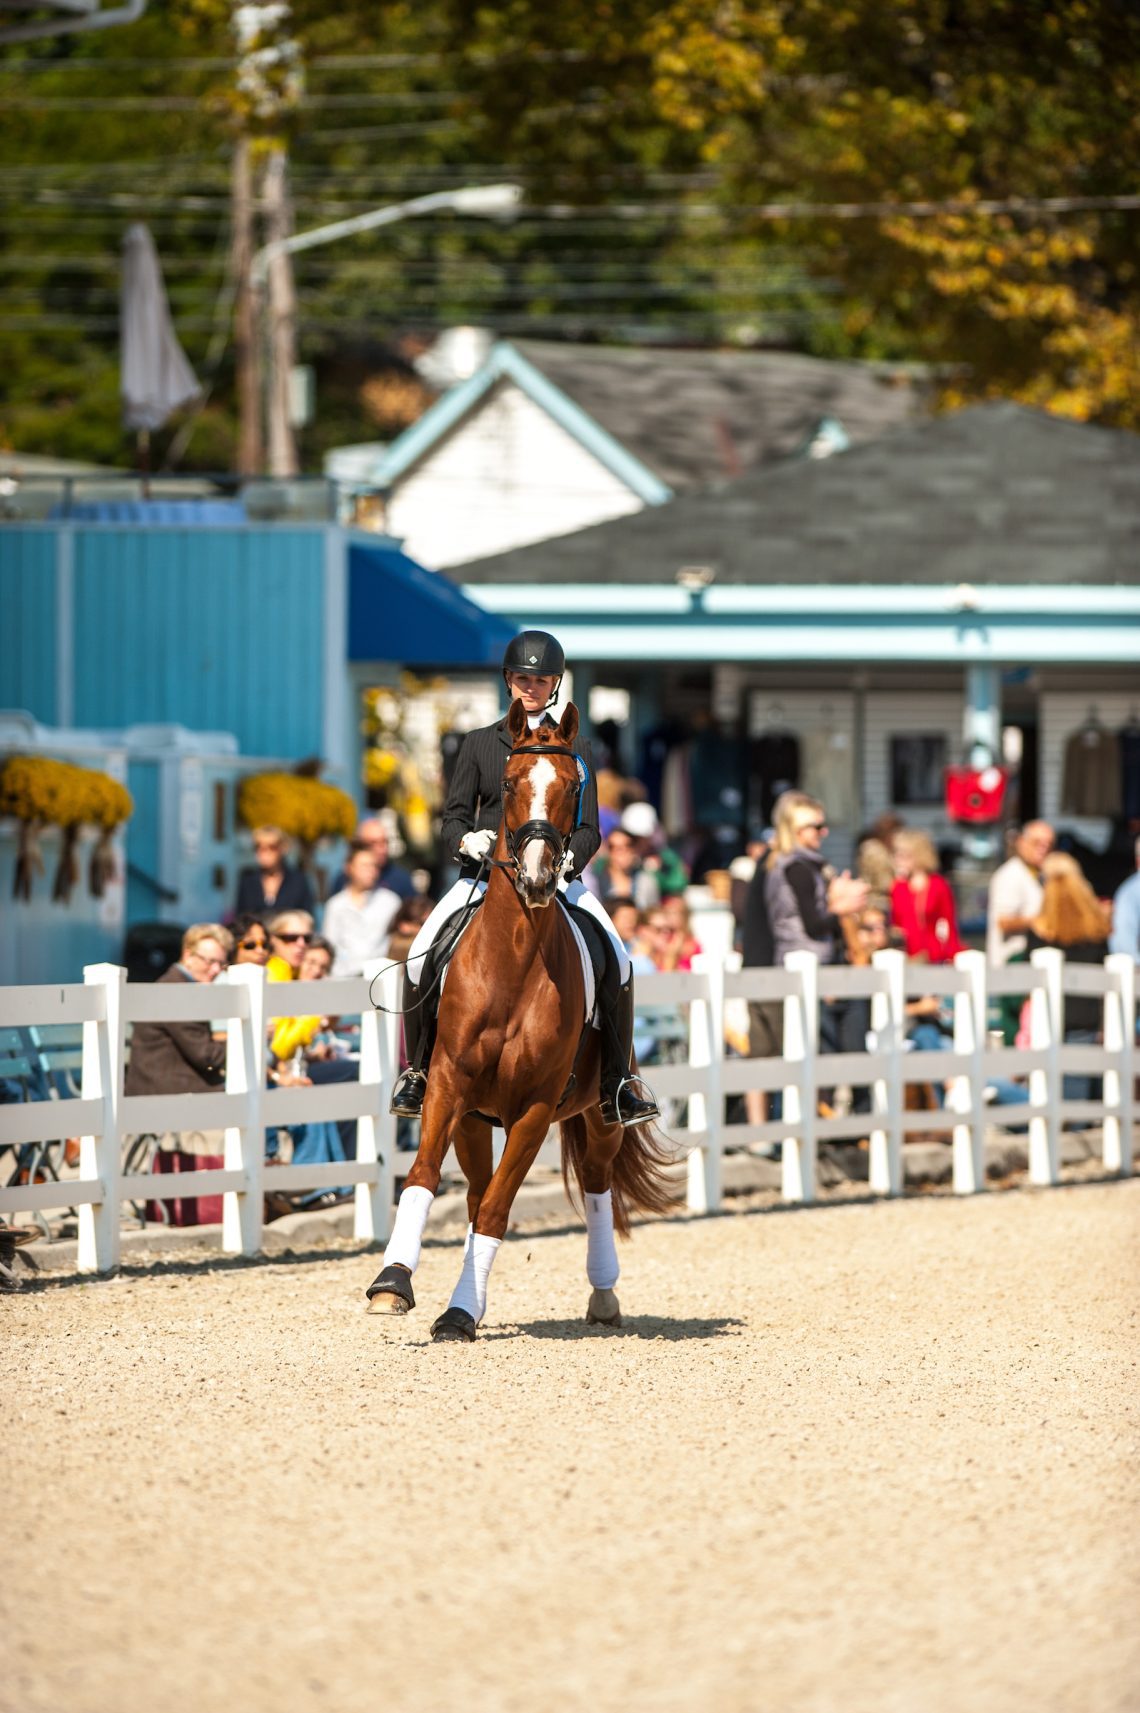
555, 898, 614, 1108
558, 897, 609, 1006
418, 894, 483, 1000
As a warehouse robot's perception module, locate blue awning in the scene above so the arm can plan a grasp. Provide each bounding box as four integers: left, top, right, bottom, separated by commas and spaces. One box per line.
348, 541, 515, 667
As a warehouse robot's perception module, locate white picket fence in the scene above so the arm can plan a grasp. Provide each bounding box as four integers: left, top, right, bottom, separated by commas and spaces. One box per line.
0, 947, 1134, 1274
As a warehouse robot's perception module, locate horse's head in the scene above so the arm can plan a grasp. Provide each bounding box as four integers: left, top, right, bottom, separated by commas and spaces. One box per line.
501, 699, 582, 908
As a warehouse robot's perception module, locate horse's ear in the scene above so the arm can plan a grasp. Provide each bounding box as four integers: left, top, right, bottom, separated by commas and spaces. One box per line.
506, 697, 528, 741
557, 701, 579, 745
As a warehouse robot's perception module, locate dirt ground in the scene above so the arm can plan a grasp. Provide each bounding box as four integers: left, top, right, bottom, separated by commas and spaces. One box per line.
4, 1180, 1139, 1713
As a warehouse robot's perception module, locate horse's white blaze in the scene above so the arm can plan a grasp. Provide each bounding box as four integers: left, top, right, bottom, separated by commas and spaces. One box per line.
520, 756, 558, 885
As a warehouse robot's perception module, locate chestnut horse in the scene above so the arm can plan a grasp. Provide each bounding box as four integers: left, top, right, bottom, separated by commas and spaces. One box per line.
366, 698, 673, 1341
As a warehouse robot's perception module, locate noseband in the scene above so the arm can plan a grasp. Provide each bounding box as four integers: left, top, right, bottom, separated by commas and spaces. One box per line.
499, 743, 585, 879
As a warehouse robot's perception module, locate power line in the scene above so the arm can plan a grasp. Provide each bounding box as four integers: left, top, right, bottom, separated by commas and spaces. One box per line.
4, 187, 1136, 220
1, 90, 460, 108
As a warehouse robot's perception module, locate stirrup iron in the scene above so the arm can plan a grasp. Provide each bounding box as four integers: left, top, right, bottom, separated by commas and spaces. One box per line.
600, 1072, 660, 1128
389, 1066, 427, 1118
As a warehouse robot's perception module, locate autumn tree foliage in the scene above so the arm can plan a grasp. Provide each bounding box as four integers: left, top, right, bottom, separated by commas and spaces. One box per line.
445, 0, 1140, 423
1, 0, 1137, 465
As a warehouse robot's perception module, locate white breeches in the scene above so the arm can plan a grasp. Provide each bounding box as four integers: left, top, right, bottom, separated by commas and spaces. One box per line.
405, 874, 630, 986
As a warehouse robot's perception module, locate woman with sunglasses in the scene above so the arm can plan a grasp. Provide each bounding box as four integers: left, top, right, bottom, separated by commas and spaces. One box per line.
234, 825, 314, 920
230, 914, 271, 967
267, 910, 315, 982
766, 790, 870, 1111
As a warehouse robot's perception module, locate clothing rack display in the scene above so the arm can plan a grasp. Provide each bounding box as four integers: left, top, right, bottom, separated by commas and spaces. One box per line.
1060, 708, 1128, 818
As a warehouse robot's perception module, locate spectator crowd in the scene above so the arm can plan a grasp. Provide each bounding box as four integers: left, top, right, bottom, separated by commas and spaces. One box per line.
19, 767, 1136, 1231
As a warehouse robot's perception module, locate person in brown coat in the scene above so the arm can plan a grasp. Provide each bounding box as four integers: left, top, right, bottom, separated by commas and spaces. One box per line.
124, 923, 232, 1097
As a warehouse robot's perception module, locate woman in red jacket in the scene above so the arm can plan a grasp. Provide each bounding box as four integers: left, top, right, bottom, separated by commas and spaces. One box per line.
890, 829, 963, 963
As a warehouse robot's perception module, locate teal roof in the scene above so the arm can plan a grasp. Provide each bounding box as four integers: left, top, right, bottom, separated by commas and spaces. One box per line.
368, 342, 673, 506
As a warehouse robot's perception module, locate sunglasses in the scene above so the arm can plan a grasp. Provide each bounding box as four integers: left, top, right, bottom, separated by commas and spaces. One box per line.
255, 842, 282, 853
275, 931, 311, 944
239, 938, 268, 952
799, 821, 828, 833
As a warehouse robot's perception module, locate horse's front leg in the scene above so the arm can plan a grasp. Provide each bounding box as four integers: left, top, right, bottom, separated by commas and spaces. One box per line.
581, 1106, 624, 1329
365, 1068, 468, 1316
430, 1106, 551, 1343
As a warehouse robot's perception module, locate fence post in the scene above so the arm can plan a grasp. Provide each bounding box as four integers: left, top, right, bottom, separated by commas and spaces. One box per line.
1102, 952, 1135, 1177
869, 948, 905, 1196
950, 950, 988, 1194
1028, 946, 1063, 1186
782, 951, 818, 1204
356, 960, 398, 1243
222, 963, 265, 1257
77, 962, 125, 1274
686, 953, 724, 1213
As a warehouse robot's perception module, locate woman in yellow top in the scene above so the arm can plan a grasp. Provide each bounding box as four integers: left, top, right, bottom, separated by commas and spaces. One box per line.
270, 934, 336, 1063
266, 909, 314, 983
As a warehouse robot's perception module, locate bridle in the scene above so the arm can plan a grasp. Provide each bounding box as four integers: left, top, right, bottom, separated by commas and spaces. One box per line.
492, 742, 587, 881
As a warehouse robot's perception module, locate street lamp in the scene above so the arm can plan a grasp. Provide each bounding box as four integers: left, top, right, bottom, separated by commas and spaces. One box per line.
252, 183, 522, 475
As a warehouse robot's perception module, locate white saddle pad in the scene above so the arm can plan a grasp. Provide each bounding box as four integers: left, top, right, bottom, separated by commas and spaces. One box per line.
558, 900, 598, 1028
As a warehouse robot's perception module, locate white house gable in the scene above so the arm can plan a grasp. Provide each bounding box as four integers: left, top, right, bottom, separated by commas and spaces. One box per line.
386, 381, 644, 569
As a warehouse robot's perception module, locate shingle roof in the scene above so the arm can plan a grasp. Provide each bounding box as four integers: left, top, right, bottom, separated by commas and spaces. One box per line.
455, 403, 1140, 587
508, 339, 928, 489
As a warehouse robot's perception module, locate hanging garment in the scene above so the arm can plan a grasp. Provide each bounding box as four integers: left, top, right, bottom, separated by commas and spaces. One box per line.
1119, 723, 1140, 820
660, 743, 693, 842
692, 726, 746, 827
747, 729, 801, 825
1062, 724, 1121, 817
802, 728, 857, 826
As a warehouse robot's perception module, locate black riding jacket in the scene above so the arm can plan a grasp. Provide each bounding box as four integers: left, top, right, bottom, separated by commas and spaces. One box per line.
440, 713, 601, 880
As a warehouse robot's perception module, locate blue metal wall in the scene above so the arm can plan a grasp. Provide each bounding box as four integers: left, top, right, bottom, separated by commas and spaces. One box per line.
0, 528, 56, 720
71, 528, 327, 757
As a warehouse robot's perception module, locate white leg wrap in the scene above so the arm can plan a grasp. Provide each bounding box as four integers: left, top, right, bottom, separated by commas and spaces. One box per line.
448, 1231, 501, 1324
585, 1188, 620, 1289
382, 1185, 435, 1273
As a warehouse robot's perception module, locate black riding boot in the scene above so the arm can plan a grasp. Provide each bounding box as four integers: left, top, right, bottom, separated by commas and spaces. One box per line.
598, 972, 661, 1128
388, 968, 438, 1118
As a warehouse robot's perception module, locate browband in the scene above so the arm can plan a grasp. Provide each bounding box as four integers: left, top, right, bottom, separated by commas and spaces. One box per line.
508, 744, 579, 758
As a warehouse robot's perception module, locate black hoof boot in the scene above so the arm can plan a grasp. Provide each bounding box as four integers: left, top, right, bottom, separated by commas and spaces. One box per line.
430, 1306, 477, 1342
389, 1068, 426, 1118
365, 1264, 415, 1313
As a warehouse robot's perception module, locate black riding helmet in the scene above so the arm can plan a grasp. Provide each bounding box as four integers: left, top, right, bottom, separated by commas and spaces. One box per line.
502, 629, 565, 710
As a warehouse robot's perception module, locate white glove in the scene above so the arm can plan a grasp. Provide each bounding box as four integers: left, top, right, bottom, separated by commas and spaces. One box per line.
459, 828, 495, 861
557, 848, 576, 879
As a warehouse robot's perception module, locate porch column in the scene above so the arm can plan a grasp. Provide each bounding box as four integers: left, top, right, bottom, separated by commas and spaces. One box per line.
963, 664, 1000, 766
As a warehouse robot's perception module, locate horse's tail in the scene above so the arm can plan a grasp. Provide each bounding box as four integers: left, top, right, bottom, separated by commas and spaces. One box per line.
559, 1116, 678, 1238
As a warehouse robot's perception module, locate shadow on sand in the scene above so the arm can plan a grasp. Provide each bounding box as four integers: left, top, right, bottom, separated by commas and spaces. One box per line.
479, 1314, 744, 1343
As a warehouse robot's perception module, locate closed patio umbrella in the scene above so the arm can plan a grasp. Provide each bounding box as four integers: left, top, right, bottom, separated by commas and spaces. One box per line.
120, 222, 200, 481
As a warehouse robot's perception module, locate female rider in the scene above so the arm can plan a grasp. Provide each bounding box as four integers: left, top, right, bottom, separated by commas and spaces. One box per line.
389, 629, 660, 1129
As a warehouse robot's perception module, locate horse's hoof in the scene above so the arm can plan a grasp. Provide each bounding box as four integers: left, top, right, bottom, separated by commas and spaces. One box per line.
586, 1287, 622, 1327
431, 1307, 477, 1343
365, 1265, 415, 1314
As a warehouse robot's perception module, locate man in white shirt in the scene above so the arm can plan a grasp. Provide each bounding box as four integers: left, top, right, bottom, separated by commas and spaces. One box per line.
322, 840, 402, 977
986, 820, 1054, 965
1109, 835, 1140, 965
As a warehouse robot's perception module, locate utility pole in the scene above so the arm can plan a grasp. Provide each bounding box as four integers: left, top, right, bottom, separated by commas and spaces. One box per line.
231, 134, 262, 475
230, 0, 303, 477
262, 146, 299, 477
